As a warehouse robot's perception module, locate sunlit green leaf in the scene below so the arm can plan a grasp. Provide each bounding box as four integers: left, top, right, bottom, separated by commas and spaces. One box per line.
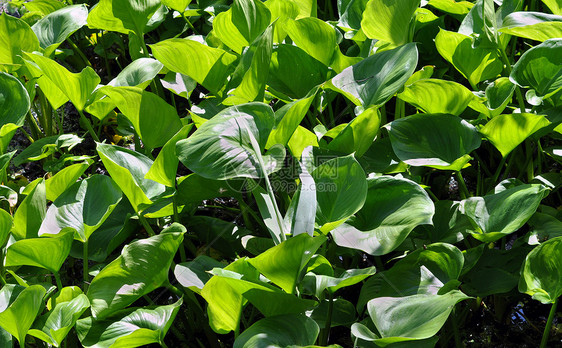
500, 12, 562, 42
361, 0, 420, 46
0, 72, 30, 128
399, 79, 474, 116
234, 314, 319, 348
87, 0, 161, 36
0, 284, 46, 346
0, 13, 39, 70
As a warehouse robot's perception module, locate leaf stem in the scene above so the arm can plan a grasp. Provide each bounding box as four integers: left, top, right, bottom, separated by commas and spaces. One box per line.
540, 298, 558, 348
497, 46, 526, 112
77, 109, 100, 142
456, 171, 470, 199
54, 271, 63, 291
450, 308, 462, 348
26, 111, 42, 140
319, 291, 334, 345
83, 240, 89, 292
67, 37, 92, 68
490, 155, 507, 189
139, 214, 156, 236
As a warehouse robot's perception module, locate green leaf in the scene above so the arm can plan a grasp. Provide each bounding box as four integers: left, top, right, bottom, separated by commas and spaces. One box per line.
99, 86, 182, 149
0, 13, 39, 70
233, 314, 319, 348
459, 184, 549, 243
366, 291, 470, 345
303, 267, 376, 298
285, 17, 337, 67
308, 298, 357, 327
13, 134, 82, 166
23, 52, 100, 111
358, 243, 464, 309
87, 0, 161, 36
361, 0, 420, 46
332, 176, 434, 256
398, 79, 474, 116
45, 162, 91, 202
5, 229, 74, 273
500, 12, 562, 42
161, 0, 192, 12
174, 256, 225, 294
25, 0, 66, 15
329, 43, 418, 108
11, 179, 46, 240
519, 236, 562, 304
264, 0, 299, 43
0, 284, 46, 346
96, 143, 166, 212
225, 24, 273, 104
268, 44, 329, 99
145, 125, 192, 187
435, 29, 502, 88
510, 38, 562, 100
0, 72, 30, 128
177, 103, 284, 180
29, 294, 90, 347
283, 162, 316, 236
480, 113, 551, 157
39, 175, 122, 243
327, 107, 381, 157
0, 208, 12, 247
108, 58, 163, 89
482, 77, 516, 117
248, 234, 327, 294
312, 155, 367, 232
76, 299, 182, 348
388, 113, 482, 170
31, 5, 88, 57
214, 0, 272, 54
543, 0, 562, 15
427, 0, 473, 15
87, 232, 184, 319
252, 185, 286, 244
150, 38, 237, 95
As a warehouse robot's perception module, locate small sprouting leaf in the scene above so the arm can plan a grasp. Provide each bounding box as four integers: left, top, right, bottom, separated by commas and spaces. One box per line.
87, 232, 184, 319
519, 236, 562, 304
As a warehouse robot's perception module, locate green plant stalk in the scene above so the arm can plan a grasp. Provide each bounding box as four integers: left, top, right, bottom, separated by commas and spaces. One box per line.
395, 97, 405, 119
139, 214, 156, 236
54, 271, 63, 291
0, 249, 5, 286
540, 297, 558, 348
498, 46, 526, 112
525, 140, 535, 181
55, 108, 64, 135
319, 291, 334, 345
450, 308, 462, 348
67, 37, 92, 68
490, 155, 507, 188
77, 110, 100, 142
456, 171, 470, 199
26, 110, 42, 140
37, 88, 53, 136
83, 240, 89, 292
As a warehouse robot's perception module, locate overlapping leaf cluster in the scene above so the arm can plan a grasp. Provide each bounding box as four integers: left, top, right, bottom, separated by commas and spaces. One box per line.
0, 0, 561, 347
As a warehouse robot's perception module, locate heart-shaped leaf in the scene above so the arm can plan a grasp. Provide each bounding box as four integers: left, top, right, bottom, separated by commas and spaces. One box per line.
0, 13, 39, 70
285, 17, 337, 67
0, 71, 29, 128
398, 79, 474, 116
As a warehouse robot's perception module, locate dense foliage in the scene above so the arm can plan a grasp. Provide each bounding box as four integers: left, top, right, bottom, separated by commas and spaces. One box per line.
0, 0, 561, 347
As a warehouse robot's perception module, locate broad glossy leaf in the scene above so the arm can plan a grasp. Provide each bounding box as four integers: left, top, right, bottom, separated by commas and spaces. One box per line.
266, 88, 317, 148
252, 185, 285, 244
213, 0, 271, 54
0, 13, 39, 70
462, 245, 530, 297
13, 134, 82, 166
177, 103, 284, 180
0, 209, 12, 247
6, 229, 74, 273
367, 291, 470, 345
398, 79, 474, 116
283, 162, 316, 236
500, 12, 562, 42
29, 294, 90, 347
264, 0, 299, 43
526, 213, 562, 245
312, 155, 367, 232
328, 107, 380, 157
388, 114, 481, 170
150, 38, 237, 95
268, 44, 329, 99
145, 125, 192, 187
459, 184, 549, 242
330, 43, 418, 108
24, 52, 100, 111
225, 24, 273, 104
108, 58, 163, 89
233, 314, 319, 348
361, 0, 420, 46
174, 256, 225, 294
0, 284, 46, 346
160, 71, 196, 98
519, 236, 562, 304
87, 232, 184, 319
87, 0, 161, 36
25, 0, 66, 15
76, 299, 182, 348
248, 234, 327, 294
308, 298, 356, 327
332, 176, 434, 256
435, 29, 502, 87
11, 179, 46, 240
337, 0, 369, 30
39, 175, 122, 243
0, 72, 30, 128
45, 162, 91, 202
161, 0, 192, 12
480, 113, 550, 157
481, 77, 516, 117
285, 17, 337, 67
510, 38, 562, 101
31, 5, 88, 57
427, 0, 473, 15
100, 86, 182, 149
358, 243, 464, 309
303, 267, 376, 298
97, 143, 166, 212
287, 126, 319, 158
543, 0, 562, 15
